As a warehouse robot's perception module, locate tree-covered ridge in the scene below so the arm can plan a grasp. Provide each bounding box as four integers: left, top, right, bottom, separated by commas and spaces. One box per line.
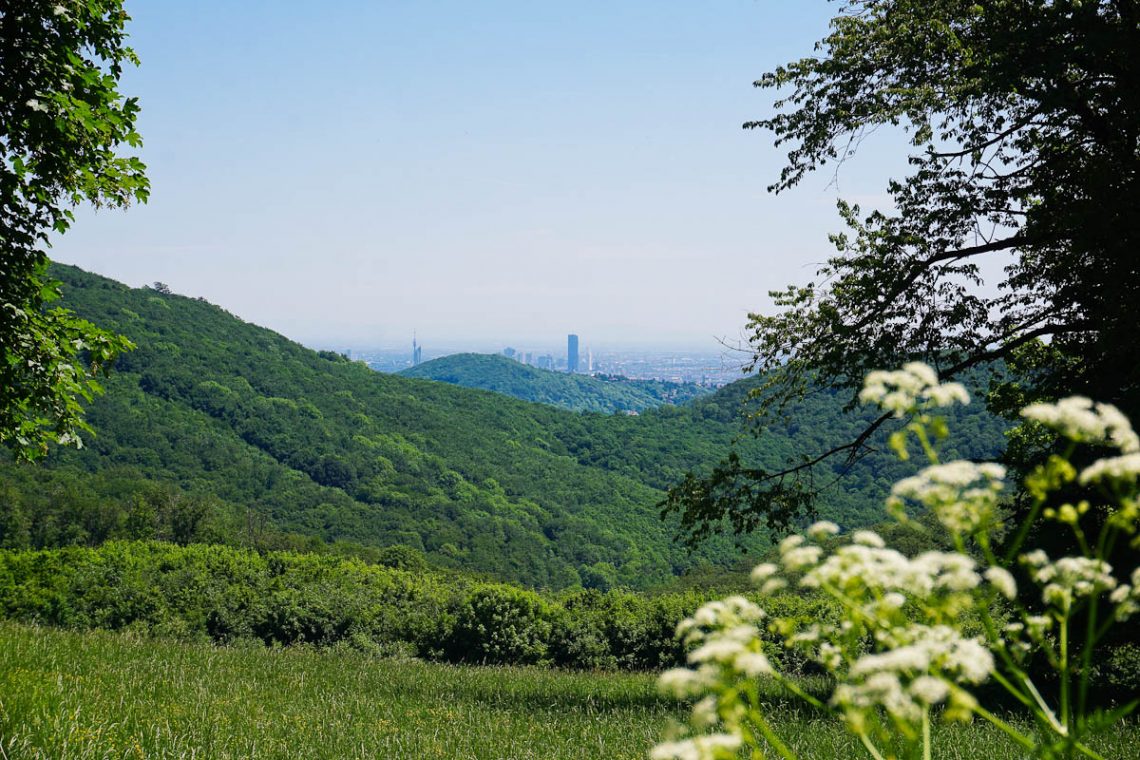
399, 353, 710, 413
0, 266, 1008, 589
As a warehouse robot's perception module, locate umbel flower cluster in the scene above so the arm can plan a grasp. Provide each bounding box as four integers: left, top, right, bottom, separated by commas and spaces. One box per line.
654, 363, 1140, 760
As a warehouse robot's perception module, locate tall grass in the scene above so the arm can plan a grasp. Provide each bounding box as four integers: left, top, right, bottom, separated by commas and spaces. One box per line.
0, 624, 1135, 759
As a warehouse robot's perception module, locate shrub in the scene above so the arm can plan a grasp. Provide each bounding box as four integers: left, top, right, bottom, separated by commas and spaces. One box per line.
448, 585, 553, 665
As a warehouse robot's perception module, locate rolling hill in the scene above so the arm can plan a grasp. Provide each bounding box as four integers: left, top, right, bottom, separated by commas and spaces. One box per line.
399, 353, 710, 413
0, 265, 1010, 589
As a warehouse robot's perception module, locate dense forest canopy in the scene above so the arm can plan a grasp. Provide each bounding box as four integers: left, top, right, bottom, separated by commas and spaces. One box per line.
667, 0, 1140, 539
0, 266, 1008, 588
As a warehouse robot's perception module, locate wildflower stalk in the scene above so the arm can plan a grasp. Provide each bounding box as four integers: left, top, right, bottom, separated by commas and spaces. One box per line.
1060, 611, 1071, 737
1078, 517, 1118, 721
745, 682, 800, 760
969, 701, 1039, 752
751, 711, 799, 760
1003, 495, 1047, 566
911, 422, 939, 465
1003, 442, 1078, 564
921, 710, 931, 760
771, 672, 825, 710
857, 732, 888, 760
1077, 596, 1097, 727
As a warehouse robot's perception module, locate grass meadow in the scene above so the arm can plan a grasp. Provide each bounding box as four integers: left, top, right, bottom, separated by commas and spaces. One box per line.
0, 623, 1137, 759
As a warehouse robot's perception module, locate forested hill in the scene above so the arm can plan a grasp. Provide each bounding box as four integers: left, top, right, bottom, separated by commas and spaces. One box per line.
0, 266, 1009, 589
399, 353, 710, 413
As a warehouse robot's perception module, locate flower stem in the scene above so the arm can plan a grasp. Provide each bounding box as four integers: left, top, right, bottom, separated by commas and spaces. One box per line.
857, 732, 887, 760
922, 710, 932, 760
971, 703, 1036, 751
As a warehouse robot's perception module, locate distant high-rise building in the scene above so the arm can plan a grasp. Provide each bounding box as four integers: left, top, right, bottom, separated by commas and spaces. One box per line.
503, 347, 517, 359
567, 334, 579, 373
587, 347, 593, 374
412, 333, 422, 366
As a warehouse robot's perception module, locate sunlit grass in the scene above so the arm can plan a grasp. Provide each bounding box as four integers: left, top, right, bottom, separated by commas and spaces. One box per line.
0, 623, 1136, 759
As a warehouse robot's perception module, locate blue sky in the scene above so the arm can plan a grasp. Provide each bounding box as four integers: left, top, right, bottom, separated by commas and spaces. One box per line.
51, 1, 908, 351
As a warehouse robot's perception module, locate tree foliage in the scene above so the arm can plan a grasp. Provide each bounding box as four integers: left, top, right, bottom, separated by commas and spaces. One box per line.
666, 0, 1140, 541
0, 0, 147, 460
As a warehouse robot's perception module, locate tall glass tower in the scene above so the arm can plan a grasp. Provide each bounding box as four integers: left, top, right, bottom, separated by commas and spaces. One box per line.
567, 334, 579, 373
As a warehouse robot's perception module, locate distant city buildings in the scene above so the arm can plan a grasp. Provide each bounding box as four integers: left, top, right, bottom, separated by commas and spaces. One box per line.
348, 341, 743, 386
567, 334, 579, 374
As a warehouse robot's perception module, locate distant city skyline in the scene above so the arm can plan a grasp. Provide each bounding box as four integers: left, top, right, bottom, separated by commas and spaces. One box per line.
357, 342, 749, 386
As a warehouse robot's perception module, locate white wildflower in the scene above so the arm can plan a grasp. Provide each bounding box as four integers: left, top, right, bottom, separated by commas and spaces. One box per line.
851, 646, 932, 676
852, 530, 885, 547
689, 639, 746, 665
945, 638, 994, 684
750, 563, 779, 584
660, 667, 708, 697
1022, 397, 1140, 452
984, 567, 1018, 600
881, 592, 907, 610
723, 595, 765, 621
651, 734, 742, 760
835, 671, 922, 722
782, 545, 823, 571
910, 675, 950, 705
819, 641, 843, 670
860, 362, 967, 416
1112, 584, 1139, 621
1079, 453, 1140, 486
759, 577, 787, 595
913, 551, 981, 592
926, 382, 970, 407
779, 534, 805, 553
789, 626, 821, 646
1026, 615, 1052, 639
891, 461, 1005, 534
905, 361, 939, 387
1032, 555, 1116, 609
735, 650, 774, 677
850, 625, 993, 686
691, 696, 719, 728
807, 520, 840, 540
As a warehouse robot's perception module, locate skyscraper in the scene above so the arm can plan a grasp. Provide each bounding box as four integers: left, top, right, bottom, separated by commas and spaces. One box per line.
412, 333, 422, 366
567, 334, 579, 373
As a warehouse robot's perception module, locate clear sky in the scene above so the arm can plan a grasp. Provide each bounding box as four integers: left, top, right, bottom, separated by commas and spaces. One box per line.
51, 1, 908, 351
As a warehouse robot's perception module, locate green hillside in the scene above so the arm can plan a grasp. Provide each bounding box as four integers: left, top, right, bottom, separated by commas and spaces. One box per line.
0, 266, 1009, 589
399, 353, 710, 413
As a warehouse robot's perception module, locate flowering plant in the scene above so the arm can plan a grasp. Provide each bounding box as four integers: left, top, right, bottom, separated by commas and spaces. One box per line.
655, 363, 1139, 760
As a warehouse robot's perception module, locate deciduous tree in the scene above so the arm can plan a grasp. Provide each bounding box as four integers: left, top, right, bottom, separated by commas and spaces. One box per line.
666, 0, 1140, 542
1, 1, 147, 459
